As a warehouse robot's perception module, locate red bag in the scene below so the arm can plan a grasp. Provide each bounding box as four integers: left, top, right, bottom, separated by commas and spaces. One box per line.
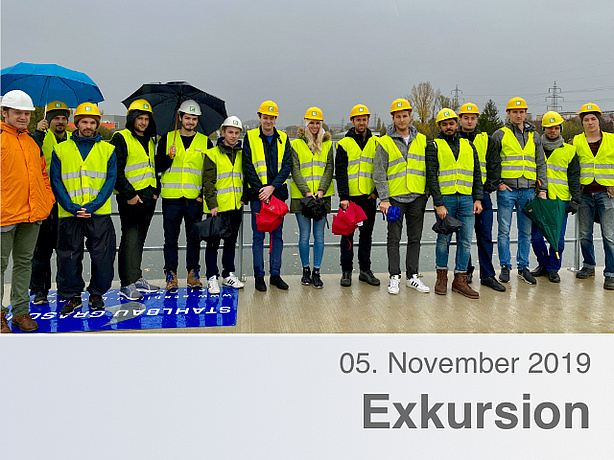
332, 201, 368, 236
256, 195, 289, 233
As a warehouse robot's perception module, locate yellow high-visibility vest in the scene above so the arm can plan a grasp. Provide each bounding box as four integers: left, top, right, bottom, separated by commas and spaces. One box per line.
378, 134, 427, 195
434, 138, 474, 195
247, 128, 288, 185
203, 146, 243, 213
42, 130, 71, 172
160, 131, 208, 199
545, 143, 577, 201
500, 127, 536, 180
289, 138, 334, 199
55, 139, 114, 217
114, 129, 156, 192
573, 132, 614, 186
471, 131, 488, 185
337, 136, 377, 196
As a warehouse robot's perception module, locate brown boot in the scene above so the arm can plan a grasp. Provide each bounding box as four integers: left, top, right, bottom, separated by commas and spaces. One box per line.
187, 269, 203, 289
11, 313, 39, 332
435, 269, 448, 295
1, 312, 12, 333
165, 270, 179, 292
452, 272, 479, 299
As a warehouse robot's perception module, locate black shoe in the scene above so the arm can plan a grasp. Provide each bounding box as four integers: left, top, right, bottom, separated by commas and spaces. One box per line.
518, 267, 537, 285
604, 276, 614, 290
548, 271, 560, 283
576, 267, 595, 279
480, 276, 506, 292
60, 296, 82, 316
301, 266, 312, 285
88, 294, 105, 311
340, 271, 352, 287
359, 270, 380, 286
499, 266, 510, 283
466, 267, 474, 284
32, 291, 48, 305
531, 264, 548, 277
312, 268, 323, 289
270, 275, 289, 290
254, 277, 267, 292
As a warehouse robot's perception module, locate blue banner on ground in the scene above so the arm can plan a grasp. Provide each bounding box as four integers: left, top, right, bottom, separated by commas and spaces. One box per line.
7, 288, 238, 333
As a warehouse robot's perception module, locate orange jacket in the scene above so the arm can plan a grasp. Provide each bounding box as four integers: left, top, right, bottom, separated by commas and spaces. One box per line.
1, 121, 55, 226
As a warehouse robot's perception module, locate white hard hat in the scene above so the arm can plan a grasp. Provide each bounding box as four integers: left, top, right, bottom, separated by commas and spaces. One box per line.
221, 116, 243, 130
178, 99, 202, 116
1, 90, 35, 111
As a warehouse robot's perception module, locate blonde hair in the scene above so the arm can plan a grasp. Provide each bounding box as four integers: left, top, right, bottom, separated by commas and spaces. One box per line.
305, 119, 323, 154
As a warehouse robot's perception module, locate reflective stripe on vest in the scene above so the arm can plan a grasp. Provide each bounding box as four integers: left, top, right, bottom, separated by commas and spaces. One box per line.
160, 131, 208, 199
55, 139, 114, 217
434, 138, 474, 195
115, 129, 156, 192
203, 146, 243, 213
472, 131, 488, 185
546, 143, 576, 201
337, 136, 377, 196
573, 132, 614, 186
42, 130, 71, 172
247, 128, 288, 185
378, 133, 427, 195
289, 139, 334, 199
500, 127, 536, 180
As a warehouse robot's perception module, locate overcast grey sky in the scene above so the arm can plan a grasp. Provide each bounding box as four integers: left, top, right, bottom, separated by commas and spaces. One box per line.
2, 0, 614, 127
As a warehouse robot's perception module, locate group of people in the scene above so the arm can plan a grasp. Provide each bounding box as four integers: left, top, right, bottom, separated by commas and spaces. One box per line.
1, 89, 613, 333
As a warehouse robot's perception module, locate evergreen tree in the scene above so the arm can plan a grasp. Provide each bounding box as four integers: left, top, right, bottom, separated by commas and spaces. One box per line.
477, 99, 503, 135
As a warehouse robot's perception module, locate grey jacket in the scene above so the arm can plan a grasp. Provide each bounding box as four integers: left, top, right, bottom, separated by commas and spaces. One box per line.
374, 123, 425, 202
487, 120, 547, 192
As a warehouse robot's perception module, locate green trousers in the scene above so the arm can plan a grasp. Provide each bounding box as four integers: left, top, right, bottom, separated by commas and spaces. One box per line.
1, 222, 41, 316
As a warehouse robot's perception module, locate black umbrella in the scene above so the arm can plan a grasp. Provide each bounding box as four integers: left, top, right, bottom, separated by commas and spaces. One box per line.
121, 81, 227, 137
432, 214, 463, 235
300, 196, 327, 222
192, 215, 233, 241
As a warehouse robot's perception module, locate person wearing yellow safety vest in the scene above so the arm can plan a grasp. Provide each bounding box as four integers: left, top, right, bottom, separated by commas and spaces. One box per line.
29, 101, 72, 305
529, 111, 581, 284
457, 103, 506, 293
289, 107, 334, 289
242, 100, 293, 292
374, 98, 430, 295
488, 97, 547, 285
572, 103, 614, 290
426, 109, 483, 299
335, 104, 380, 288
155, 99, 213, 292
202, 116, 246, 295
50, 102, 117, 316
110, 99, 160, 300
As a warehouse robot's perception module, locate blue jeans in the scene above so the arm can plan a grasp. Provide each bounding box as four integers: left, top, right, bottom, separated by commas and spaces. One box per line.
295, 213, 325, 269
435, 195, 475, 273
531, 201, 569, 272
578, 192, 614, 277
497, 187, 534, 269
250, 201, 284, 278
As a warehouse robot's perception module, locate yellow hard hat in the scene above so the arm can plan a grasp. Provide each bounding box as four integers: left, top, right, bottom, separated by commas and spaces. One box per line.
579, 103, 601, 116
541, 111, 564, 128
350, 104, 370, 119
127, 99, 153, 114
458, 102, 480, 116
506, 97, 528, 111
46, 100, 70, 113
258, 100, 279, 117
304, 106, 323, 121
74, 102, 101, 119
390, 98, 412, 114
436, 108, 459, 125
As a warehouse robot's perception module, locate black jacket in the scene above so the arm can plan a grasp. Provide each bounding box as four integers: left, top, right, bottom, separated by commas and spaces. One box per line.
202, 137, 243, 210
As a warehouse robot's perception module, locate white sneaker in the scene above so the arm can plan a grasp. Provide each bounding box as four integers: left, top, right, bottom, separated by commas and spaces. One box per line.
407, 274, 430, 293
388, 275, 400, 295
222, 272, 245, 289
208, 275, 221, 294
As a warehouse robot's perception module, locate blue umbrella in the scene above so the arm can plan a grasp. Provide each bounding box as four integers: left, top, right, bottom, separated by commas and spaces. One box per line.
1, 62, 104, 107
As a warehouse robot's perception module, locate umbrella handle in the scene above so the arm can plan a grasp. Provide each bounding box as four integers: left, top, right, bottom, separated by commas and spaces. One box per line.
169, 111, 179, 159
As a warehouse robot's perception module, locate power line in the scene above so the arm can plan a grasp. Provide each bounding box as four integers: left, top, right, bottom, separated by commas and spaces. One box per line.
546, 81, 563, 112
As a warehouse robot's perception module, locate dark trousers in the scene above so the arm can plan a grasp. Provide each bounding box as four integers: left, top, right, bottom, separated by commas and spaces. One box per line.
30, 203, 58, 294
468, 192, 496, 279
162, 198, 203, 273
56, 215, 116, 299
117, 195, 157, 286
387, 195, 427, 277
205, 209, 242, 278
340, 195, 377, 272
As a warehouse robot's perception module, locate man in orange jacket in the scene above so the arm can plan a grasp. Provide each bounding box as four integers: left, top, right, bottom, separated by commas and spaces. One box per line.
1, 90, 55, 333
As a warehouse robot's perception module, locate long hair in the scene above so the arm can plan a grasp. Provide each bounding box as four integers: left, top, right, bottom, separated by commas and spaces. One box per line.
305, 119, 324, 154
